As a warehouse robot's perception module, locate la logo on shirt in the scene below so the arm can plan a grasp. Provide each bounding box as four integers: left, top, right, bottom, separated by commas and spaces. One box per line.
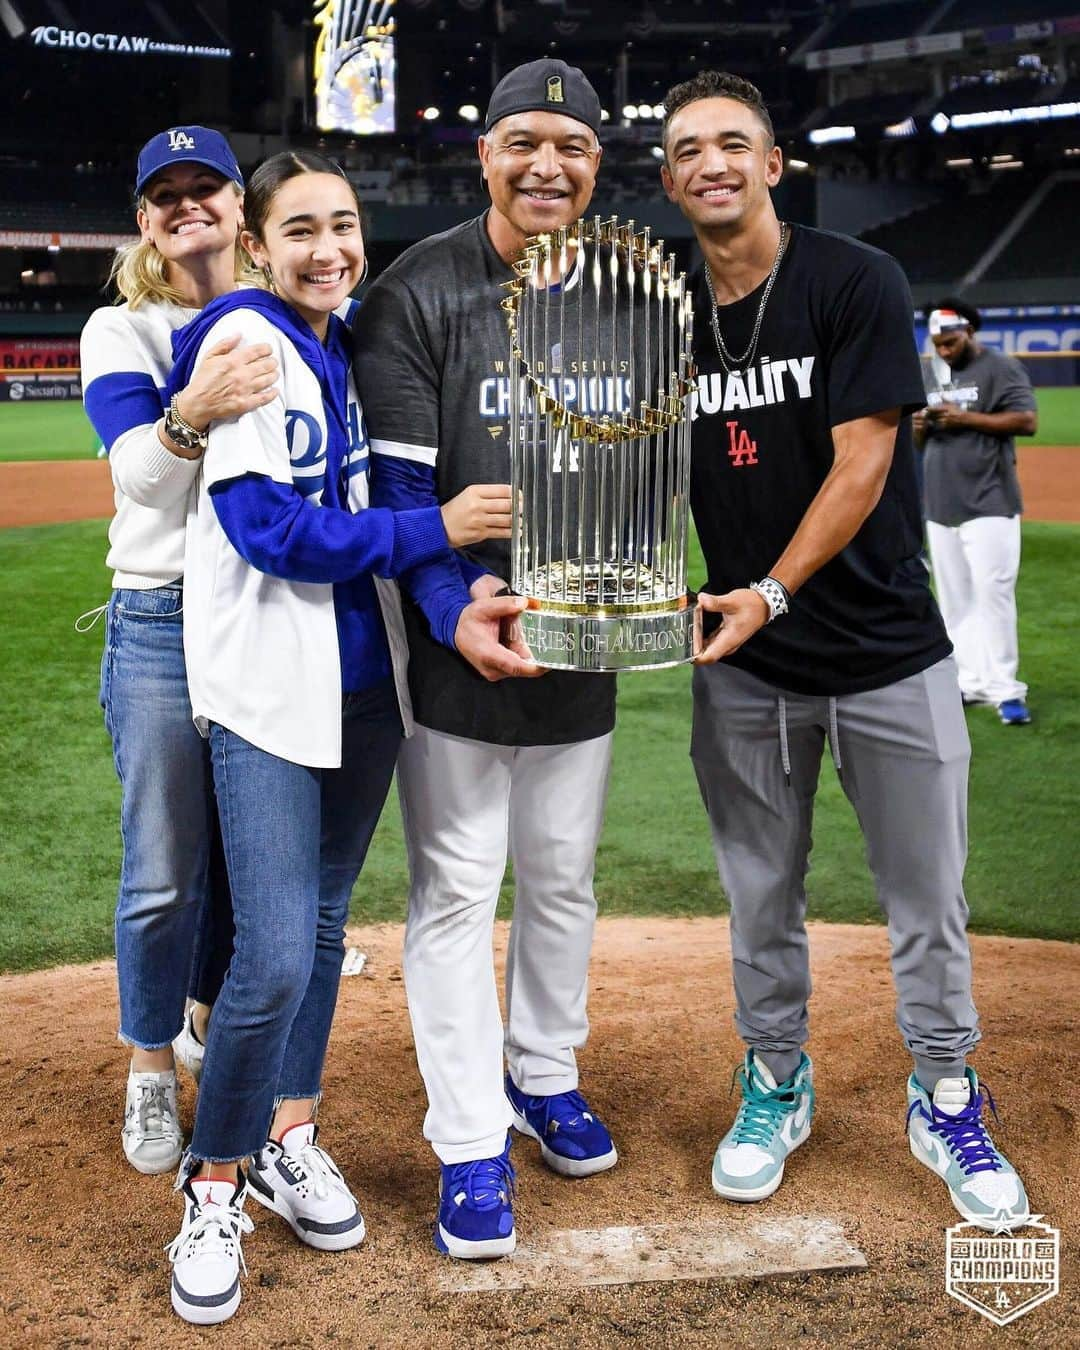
691, 356, 816, 468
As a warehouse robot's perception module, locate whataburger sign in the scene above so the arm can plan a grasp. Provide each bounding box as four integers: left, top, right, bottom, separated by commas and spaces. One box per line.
30, 27, 230, 59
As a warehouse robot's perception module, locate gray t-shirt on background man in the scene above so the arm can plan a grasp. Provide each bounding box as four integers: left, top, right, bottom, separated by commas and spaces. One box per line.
922, 346, 1036, 526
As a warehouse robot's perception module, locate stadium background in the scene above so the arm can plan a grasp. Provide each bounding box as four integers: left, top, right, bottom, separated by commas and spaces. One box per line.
1, 2, 1077, 1345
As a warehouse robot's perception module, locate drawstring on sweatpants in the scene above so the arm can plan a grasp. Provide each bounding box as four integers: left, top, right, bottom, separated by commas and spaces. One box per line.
778, 696, 792, 786
826, 697, 843, 781
776, 694, 843, 787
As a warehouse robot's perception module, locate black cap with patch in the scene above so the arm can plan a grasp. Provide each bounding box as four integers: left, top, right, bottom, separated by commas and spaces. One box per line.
484, 58, 602, 136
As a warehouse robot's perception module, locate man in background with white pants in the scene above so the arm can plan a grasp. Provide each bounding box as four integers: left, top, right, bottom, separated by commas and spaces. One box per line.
916, 301, 1037, 726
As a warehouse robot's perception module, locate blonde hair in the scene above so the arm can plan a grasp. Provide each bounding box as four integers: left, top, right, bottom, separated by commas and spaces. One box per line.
111, 183, 256, 310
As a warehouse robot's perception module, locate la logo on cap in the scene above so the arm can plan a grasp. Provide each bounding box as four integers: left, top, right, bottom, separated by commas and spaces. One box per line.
546, 75, 564, 104
167, 129, 196, 152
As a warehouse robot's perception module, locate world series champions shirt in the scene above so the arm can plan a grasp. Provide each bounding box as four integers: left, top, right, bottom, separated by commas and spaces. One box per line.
689, 224, 951, 696
922, 345, 1034, 526
353, 213, 617, 746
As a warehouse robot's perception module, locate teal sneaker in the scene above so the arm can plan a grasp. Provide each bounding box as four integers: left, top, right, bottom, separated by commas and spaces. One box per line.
711, 1051, 814, 1201
906, 1069, 1030, 1230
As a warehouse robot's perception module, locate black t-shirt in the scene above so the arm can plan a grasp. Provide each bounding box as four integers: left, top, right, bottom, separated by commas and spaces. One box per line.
690, 224, 951, 696
353, 214, 616, 746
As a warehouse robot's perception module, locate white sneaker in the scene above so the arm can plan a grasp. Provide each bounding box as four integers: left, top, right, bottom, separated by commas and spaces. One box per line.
122, 1068, 183, 1175
248, 1122, 366, 1251
167, 1173, 253, 1326
907, 1070, 1030, 1230
172, 1008, 205, 1085
711, 1051, 815, 1201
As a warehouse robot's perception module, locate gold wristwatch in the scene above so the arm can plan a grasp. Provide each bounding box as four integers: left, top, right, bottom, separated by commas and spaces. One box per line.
163, 394, 208, 452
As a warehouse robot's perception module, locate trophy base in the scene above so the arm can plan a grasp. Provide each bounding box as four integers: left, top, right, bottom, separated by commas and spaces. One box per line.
519, 600, 697, 673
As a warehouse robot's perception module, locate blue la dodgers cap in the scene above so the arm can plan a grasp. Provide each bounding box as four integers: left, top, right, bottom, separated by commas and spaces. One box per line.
135, 126, 243, 196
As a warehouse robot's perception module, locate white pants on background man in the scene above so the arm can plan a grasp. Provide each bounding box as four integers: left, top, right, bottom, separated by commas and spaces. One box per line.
926, 514, 1026, 705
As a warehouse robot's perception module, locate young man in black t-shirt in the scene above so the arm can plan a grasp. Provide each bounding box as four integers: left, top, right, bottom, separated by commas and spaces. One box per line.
354, 60, 618, 1262
660, 71, 1030, 1231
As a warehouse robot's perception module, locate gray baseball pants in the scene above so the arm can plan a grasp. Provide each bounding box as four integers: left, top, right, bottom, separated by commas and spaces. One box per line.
690, 655, 980, 1092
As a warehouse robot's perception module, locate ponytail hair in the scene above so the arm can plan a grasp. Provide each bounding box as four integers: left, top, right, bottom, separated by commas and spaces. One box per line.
110, 182, 250, 310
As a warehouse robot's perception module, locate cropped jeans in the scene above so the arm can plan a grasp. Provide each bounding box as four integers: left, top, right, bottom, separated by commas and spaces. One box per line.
100, 584, 232, 1051
189, 681, 402, 1163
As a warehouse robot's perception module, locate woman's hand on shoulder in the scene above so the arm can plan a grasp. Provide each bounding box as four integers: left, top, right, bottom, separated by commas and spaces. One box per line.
440, 483, 514, 548
175, 333, 280, 432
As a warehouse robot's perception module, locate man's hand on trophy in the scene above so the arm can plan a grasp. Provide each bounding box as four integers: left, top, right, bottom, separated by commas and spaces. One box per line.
692, 588, 770, 664
454, 595, 546, 682
441, 484, 515, 546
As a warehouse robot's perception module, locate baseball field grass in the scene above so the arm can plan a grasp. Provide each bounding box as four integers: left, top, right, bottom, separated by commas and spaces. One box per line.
1, 516, 1077, 973
0, 383, 1077, 462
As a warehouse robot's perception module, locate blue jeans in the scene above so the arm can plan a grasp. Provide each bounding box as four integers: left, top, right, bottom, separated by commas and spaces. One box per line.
101, 585, 232, 1050
190, 681, 402, 1162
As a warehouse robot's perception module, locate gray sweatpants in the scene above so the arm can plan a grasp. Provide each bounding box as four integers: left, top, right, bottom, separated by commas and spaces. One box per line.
691, 656, 979, 1091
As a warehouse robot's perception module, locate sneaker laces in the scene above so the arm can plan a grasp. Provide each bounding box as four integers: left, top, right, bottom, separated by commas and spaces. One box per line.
277, 1140, 341, 1201
127, 1079, 178, 1140
906, 1081, 1004, 1176
446, 1154, 516, 1212
526, 1089, 595, 1138
729, 1063, 799, 1147
166, 1194, 254, 1275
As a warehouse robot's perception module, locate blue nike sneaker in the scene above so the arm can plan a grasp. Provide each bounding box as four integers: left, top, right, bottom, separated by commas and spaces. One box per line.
711, 1050, 814, 1201
997, 699, 1031, 726
435, 1135, 516, 1259
906, 1069, 1030, 1231
505, 1074, 618, 1178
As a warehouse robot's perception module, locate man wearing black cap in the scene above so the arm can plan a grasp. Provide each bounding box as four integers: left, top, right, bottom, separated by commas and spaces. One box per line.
915, 300, 1037, 725
354, 59, 618, 1261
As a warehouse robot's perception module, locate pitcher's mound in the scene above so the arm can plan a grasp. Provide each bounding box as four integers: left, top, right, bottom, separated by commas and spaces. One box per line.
1, 917, 1075, 1347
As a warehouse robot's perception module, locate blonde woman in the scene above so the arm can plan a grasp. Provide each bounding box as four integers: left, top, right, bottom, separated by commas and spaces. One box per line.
80, 127, 277, 1177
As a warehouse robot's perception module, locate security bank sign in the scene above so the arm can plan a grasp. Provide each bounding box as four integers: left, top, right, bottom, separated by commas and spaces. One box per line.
945, 1218, 1059, 1326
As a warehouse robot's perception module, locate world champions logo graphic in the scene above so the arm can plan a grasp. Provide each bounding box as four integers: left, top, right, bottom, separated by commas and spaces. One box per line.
944, 1217, 1059, 1326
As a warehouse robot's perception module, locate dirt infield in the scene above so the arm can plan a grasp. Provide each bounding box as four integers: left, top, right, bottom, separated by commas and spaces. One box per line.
1, 917, 1075, 1348
1, 445, 1078, 529
0, 458, 114, 528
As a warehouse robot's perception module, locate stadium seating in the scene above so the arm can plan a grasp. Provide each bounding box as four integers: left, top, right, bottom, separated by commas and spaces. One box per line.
982, 177, 1080, 280
858, 177, 1035, 284
935, 0, 1080, 30
812, 2, 934, 50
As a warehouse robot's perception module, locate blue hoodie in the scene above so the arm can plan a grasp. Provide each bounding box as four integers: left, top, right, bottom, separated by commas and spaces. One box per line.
169, 289, 449, 692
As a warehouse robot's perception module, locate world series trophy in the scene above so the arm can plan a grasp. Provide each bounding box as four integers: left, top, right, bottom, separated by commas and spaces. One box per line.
501, 217, 698, 672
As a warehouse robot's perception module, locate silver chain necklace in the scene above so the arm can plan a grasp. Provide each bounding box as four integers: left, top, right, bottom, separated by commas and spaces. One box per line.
703, 221, 789, 377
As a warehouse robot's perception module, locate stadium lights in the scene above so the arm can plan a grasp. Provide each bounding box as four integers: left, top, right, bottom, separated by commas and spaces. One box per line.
623, 104, 639, 120
458, 104, 479, 122
650, 145, 665, 159
808, 125, 856, 145
787, 157, 809, 170
652, 104, 665, 119
636, 103, 653, 119
600, 109, 610, 122
930, 112, 950, 134
950, 101, 1080, 130
422, 106, 440, 121
946, 157, 974, 168
1066, 147, 1080, 156
989, 159, 1024, 170
884, 117, 916, 138
991, 153, 1014, 162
